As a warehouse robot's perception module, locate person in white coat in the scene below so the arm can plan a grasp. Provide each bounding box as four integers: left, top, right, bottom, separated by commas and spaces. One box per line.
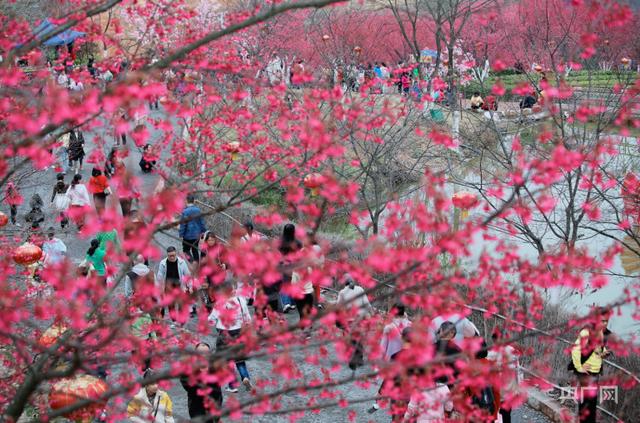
66, 174, 91, 230
403, 381, 454, 422
156, 246, 191, 320
127, 369, 175, 423
42, 227, 67, 267
208, 282, 253, 393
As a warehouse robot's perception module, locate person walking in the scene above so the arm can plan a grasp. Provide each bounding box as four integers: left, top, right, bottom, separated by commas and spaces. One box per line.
56, 132, 70, 174
125, 254, 153, 299
130, 307, 156, 373
51, 173, 69, 228
272, 224, 301, 316
85, 239, 107, 284
66, 174, 91, 230
127, 369, 175, 423
116, 169, 138, 217
369, 303, 411, 413
179, 194, 207, 262
68, 129, 85, 174
571, 308, 612, 423
198, 231, 227, 312
208, 281, 253, 393
180, 342, 223, 423
42, 227, 67, 267
156, 246, 191, 320
5, 181, 23, 226
88, 168, 111, 215
337, 274, 373, 371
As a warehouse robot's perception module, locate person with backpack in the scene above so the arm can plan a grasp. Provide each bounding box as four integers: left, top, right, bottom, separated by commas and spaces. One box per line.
125, 255, 153, 299
179, 194, 207, 263
571, 308, 612, 423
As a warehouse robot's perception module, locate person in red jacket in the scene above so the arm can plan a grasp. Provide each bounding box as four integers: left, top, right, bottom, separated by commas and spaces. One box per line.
88, 168, 110, 215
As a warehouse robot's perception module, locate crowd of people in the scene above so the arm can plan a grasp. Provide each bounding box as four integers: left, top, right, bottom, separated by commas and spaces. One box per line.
4, 55, 614, 423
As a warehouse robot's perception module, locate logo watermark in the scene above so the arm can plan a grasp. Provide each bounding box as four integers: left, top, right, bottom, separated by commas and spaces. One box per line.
557, 385, 618, 404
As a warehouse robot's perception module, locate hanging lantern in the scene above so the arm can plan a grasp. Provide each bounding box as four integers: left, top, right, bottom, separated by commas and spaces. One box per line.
38, 324, 68, 349
0, 212, 8, 227
226, 141, 240, 161
322, 34, 330, 42
13, 242, 43, 266
452, 191, 479, 220
50, 374, 109, 423
304, 173, 323, 197
353, 46, 362, 55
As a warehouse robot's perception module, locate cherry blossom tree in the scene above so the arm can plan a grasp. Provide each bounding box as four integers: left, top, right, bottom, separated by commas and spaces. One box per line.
0, 0, 639, 422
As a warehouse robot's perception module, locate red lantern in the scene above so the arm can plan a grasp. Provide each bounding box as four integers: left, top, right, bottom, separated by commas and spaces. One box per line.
0, 212, 8, 227
353, 46, 362, 55
13, 242, 43, 266
50, 374, 108, 422
38, 324, 68, 349
304, 173, 323, 196
452, 191, 478, 219
322, 34, 330, 41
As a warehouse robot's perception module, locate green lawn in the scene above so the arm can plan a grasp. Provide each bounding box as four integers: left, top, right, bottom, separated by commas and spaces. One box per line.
462, 70, 638, 100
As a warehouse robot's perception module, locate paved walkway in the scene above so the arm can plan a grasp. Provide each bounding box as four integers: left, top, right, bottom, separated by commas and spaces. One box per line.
7, 107, 550, 422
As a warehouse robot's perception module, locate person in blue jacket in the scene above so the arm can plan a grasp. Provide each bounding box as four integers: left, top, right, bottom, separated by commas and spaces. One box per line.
179, 194, 207, 262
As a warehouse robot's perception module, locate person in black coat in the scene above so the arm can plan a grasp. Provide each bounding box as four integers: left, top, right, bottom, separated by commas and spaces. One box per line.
180, 342, 223, 423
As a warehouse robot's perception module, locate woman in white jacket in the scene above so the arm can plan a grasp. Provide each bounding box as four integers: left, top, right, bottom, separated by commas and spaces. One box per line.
127, 370, 175, 423
66, 173, 91, 230
208, 282, 253, 393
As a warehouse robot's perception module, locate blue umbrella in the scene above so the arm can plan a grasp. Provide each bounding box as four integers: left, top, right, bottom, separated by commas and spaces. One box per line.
33, 19, 85, 47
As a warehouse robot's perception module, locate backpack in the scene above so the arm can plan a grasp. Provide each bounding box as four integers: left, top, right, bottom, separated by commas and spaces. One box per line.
472, 386, 496, 415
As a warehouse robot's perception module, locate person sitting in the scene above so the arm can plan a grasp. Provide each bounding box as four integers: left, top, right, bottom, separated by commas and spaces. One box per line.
470, 92, 484, 110
519, 94, 537, 110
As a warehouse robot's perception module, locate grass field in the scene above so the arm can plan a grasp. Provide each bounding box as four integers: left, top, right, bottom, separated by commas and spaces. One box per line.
462, 70, 638, 100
